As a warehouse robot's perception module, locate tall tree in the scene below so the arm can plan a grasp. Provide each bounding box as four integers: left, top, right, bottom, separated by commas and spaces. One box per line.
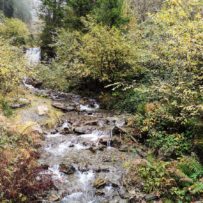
94, 0, 129, 27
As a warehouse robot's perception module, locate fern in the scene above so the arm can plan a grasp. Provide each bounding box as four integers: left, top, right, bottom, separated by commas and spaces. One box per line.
178, 157, 203, 180
190, 182, 203, 195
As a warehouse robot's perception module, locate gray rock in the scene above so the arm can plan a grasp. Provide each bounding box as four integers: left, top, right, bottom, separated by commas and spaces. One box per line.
112, 126, 127, 136
74, 126, 96, 134
119, 145, 129, 152
144, 194, 159, 201
24, 77, 42, 88
59, 122, 72, 134
106, 117, 126, 127
52, 101, 76, 112
84, 120, 98, 126
10, 98, 31, 109
37, 105, 49, 116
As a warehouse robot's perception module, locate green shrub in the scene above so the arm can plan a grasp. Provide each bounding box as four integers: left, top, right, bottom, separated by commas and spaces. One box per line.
0, 99, 13, 117
138, 157, 203, 202
0, 18, 30, 46
148, 132, 192, 158
0, 38, 26, 95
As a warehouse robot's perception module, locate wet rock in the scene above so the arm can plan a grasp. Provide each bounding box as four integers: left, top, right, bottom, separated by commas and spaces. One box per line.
118, 188, 129, 199
10, 98, 31, 109
95, 144, 106, 151
59, 122, 72, 134
88, 146, 97, 153
93, 178, 107, 189
95, 190, 105, 196
24, 77, 42, 88
88, 144, 106, 153
99, 137, 122, 148
111, 137, 122, 148
102, 156, 112, 162
98, 119, 107, 127
52, 101, 76, 112
112, 126, 127, 136
59, 164, 76, 175
144, 194, 159, 201
106, 117, 126, 127
111, 199, 128, 203
50, 129, 58, 134
41, 164, 49, 170
93, 167, 110, 173
116, 118, 126, 127
37, 105, 49, 116
119, 145, 129, 152
128, 192, 145, 203
84, 120, 98, 126
74, 126, 96, 134
99, 137, 110, 146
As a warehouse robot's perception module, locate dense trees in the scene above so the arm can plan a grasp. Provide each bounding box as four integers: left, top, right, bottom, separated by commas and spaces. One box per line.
40, 0, 129, 58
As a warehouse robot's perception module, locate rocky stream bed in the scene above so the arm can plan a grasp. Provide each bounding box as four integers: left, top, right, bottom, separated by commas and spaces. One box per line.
21, 78, 150, 203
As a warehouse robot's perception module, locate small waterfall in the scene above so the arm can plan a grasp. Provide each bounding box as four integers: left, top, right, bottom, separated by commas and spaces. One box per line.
107, 128, 113, 149
30, 0, 42, 33
25, 47, 41, 66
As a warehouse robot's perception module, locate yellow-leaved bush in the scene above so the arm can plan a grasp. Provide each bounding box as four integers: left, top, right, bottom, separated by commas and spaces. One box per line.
0, 38, 26, 94
0, 17, 30, 46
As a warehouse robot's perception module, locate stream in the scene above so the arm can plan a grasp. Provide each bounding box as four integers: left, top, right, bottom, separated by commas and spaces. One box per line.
25, 48, 139, 203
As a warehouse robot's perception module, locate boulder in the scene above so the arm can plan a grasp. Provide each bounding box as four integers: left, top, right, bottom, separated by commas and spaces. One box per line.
84, 120, 98, 126
52, 101, 76, 112
119, 145, 129, 152
93, 178, 107, 189
37, 105, 49, 116
99, 136, 122, 148
144, 194, 159, 201
59, 163, 76, 175
59, 122, 72, 134
24, 77, 42, 88
106, 117, 126, 127
112, 126, 127, 136
74, 126, 96, 134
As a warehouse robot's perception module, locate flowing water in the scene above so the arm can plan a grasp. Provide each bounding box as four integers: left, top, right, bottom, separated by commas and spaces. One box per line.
23, 77, 135, 202
23, 60, 136, 202
25, 47, 41, 66
24, 16, 138, 200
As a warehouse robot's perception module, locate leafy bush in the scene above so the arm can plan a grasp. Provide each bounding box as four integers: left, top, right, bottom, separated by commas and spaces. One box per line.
38, 20, 142, 91
0, 38, 26, 95
148, 132, 192, 158
0, 17, 30, 46
137, 157, 203, 202
0, 99, 13, 117
138, 158, 168, 193
0, 126, 53, 202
